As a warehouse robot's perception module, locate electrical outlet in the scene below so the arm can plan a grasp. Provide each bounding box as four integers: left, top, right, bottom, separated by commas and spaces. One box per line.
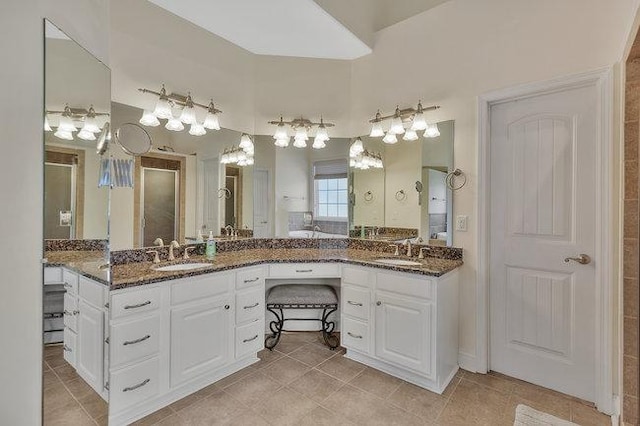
455, 215, 468, 231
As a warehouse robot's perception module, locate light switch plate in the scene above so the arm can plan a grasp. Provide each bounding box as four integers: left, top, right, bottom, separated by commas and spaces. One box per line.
455, 215, 468, 231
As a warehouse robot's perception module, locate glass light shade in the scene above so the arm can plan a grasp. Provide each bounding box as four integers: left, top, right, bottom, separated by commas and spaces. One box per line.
179, 106, 196, 125
315, 126, 329, 142
165, 116, 185, 132
382, 132, 398, 144
369, 121, 384, 137
239, 134, 253, 150
312, 137, 326, 149
54, 129, 74, 140
139, 110, 160, 127
44, 116, 52, 132
219, 153, 228, 164
411, 111, 427, 131
153, 97, 173, 119
293, 137, 307, 148
77, 129, 96, 141
58, 114, 77, 132
403, 129, 419, 141
83, 115, 101, 133
389, 116, 405, 135
350, 158, 356, 167
246, 156, 254, 166
424, 123, 441, 138
273, 124, 288, 140
237, 150, 247, 162
274, 137, 289, 148
350, 138, 364, 157
188, 122, 206, 136
203, 112, 220, 130
294, 128, 308, 141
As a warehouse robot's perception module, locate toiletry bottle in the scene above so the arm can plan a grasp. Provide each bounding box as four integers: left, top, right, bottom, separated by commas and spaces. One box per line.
206, 231, 216, 260
360, 225, 365, 238
196, 229, 203, 243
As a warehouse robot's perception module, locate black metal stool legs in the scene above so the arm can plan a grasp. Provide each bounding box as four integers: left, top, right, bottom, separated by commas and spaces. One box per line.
321, 306, 339, 349
264, 303, 339, 351
264, 306, 284, 350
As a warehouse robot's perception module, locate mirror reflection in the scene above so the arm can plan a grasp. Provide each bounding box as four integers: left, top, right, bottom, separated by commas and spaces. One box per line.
109, 102, 254, 250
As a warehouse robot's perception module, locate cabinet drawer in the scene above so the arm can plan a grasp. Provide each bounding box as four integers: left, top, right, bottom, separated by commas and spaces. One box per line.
341, 317, 369, 354
110, 356, 160, 412
342, 285, 370, 320
171, 273, 233, 305
110, 314, 160, 368
342, 266, 373, 287
269, 263, 340, 278
236, 266, 265, 290
112, 287, 161, 320
236, 287, 264, 325
63, 293, 78, 332
63, 328, 77, 367
62, 269, 79, 295
44, 267, 63, 284
376, 272, 433, 300
235, 320, 264, 359
79, 276, 106, 309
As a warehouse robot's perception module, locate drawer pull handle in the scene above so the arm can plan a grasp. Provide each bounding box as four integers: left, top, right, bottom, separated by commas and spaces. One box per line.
63, 283, 72, 289
105, 337, 110, 344
104, 302, 109, 309
347, 332, 363, 339
376, 301, 382, 306
225, 305, 230, 310
124, 300, 151, 310
73, 310, 79, 315
347, 301, 363, 307
244, 277, 260, 283
295, 269, 313, 273
123, 335, 151, 346
63, 310, 73, 316
243, 335, 259, 343
243, 302, 259, 310
123, 378, 150, 392
63, 345, 72, 352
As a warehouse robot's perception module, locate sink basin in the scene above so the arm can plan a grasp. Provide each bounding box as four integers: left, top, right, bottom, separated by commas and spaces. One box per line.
152, 263, 212, 272
374, 258, 423, 267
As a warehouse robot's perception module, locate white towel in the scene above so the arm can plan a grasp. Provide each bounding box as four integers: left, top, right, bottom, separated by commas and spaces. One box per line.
513, 404, 578, 426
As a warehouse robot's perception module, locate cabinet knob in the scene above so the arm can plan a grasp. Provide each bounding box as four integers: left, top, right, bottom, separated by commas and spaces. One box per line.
224, 305, 230, 310
376, 301, 382, 306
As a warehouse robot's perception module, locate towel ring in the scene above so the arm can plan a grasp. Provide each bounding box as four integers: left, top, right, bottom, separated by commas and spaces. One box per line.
446, 169, 467, 191
218, 188, 231, 199
395, 190, 406, 201
363, 191, 374, 202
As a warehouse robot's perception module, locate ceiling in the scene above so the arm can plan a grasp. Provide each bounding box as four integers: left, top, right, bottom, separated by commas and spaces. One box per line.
147, 0, 450, 60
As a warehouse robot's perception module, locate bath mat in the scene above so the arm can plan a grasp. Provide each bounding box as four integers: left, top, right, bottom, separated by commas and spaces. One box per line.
514, 404, 578, 426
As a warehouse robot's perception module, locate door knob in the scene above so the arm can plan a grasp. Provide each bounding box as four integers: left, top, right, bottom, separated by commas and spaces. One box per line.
564, 254, 591, 265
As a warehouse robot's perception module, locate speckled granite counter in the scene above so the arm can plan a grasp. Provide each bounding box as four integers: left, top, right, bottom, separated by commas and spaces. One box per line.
111, 248, 463, 290
45, 250, 110, 285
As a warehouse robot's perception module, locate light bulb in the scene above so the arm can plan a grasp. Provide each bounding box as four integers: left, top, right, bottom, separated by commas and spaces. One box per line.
389, 115, 405, 135
411, 111, 427, 131
44, 116, 52, 132
274, 137, 289, 148
203, 112, 220, 130
77, 129, 96, 141
312, 137, 326, 149
403, 129, 419, 141
383, 132, 398, 144
424, 123, 440, 138
188, 122, 206, 136
293, 136, 307, 148
139, 110, 160, 127
165, 115, 184, 132
54, 129, 74, 140
369, 121, 384, 137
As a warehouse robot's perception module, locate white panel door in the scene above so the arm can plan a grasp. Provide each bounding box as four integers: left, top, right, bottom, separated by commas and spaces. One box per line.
76, 300, 104, 394
253, 168, 271, 237
490, 84, 597, 401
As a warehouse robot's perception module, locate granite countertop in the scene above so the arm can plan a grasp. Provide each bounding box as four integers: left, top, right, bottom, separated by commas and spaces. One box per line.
111, 248, 463, 290
45, 250, 110, 285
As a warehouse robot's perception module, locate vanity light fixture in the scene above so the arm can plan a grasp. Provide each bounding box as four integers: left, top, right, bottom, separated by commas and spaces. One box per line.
350, 137, 383, 170
220, 133, 254, 167
268, 116, 334, 149
138, 84, 222, 136
368, 101, 440, 141
46, 104, 109, 141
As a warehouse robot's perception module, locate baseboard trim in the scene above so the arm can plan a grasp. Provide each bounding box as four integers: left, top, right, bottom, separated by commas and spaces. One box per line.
458, 351, 477, 372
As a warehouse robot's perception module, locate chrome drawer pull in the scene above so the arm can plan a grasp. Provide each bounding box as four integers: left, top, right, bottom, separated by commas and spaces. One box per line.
63, 283, 72, 289
295, 269, 313, 273
347, 301, 363, 307
243, 302, 259, 310
123, 378, 150, 392
63, 345, 72, 352
124, 300, 151, 310
243, 335, 259, 343
123, 335, 151, 346
73, 310, 79, 315
63, 310, 73, 316
243, 277, 260, 283
105, 337, 110, 344
347, 332, 363, 339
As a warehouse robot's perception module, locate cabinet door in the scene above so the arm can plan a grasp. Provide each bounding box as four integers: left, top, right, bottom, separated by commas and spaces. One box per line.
170, 297, 232, 386
374, 292, 433, 378
77, 300, 104, 394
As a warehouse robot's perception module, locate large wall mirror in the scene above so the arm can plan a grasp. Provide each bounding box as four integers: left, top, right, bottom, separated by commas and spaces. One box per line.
43, 19, 111, 423
349, 120, 455, 246
109, 102, 254, 250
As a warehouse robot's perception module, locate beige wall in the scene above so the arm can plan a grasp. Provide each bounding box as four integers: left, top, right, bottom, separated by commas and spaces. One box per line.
0, 1, 109, 424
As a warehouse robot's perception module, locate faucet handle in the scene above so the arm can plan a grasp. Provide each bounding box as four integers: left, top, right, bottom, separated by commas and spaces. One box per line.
418, 247, 428, 259
388, 244, 400, 256
146, 250, 160, 264
183, 246, 195, 260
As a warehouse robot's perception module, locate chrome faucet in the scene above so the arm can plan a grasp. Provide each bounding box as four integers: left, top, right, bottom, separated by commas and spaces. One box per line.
224, 225, 234, 237
183, 246, 195, 260
403, 239, 412, 257
153, 238, 164, 247
168, 240, 180, 261
146, 250, 160, 264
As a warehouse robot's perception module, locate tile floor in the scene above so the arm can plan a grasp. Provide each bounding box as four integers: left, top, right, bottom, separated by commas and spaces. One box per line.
44, 332, 611, 425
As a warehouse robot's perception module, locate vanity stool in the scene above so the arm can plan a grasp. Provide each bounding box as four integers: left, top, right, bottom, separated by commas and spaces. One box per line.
265, 284, 339, 350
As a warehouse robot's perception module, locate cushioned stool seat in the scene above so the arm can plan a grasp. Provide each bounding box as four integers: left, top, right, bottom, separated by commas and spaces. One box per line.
265, 284, 339, 350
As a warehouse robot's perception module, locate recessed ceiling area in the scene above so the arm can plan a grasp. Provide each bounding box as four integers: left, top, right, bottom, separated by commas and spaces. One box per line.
148, 0, 372, 60
372, 0, 451, 31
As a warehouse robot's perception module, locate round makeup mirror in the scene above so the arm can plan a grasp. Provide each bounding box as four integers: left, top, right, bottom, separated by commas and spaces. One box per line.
115, 122, 152, 156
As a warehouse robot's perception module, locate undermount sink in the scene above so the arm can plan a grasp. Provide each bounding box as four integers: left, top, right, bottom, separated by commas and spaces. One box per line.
374, 258, 423, 267
152, 263, 212, 272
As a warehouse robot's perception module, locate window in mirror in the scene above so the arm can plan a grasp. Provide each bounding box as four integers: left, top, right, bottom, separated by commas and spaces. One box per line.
313, 160, 348, 220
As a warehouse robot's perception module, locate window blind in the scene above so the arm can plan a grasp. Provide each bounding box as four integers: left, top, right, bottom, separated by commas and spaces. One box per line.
313, 159, 348, 180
